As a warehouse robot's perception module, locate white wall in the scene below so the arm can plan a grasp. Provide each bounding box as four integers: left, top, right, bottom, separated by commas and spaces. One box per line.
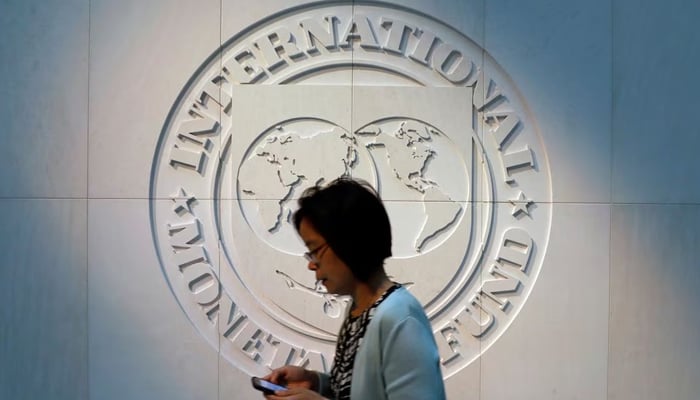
1, 1, 698, 399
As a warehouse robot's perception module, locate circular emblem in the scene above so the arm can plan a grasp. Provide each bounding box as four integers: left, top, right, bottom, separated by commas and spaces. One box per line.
150, 2, 552, 379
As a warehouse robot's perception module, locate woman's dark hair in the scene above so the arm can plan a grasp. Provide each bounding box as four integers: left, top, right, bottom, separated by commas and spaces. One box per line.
293, 177, 392, 282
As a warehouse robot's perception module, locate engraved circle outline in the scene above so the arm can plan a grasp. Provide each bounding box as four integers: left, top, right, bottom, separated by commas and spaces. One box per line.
149, 0, 553, 378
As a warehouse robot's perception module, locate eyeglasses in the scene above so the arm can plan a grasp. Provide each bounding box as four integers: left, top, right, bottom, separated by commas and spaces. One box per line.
304, 243, 328, 264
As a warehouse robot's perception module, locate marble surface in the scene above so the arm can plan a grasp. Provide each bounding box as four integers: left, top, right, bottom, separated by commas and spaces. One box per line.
611, 0, 700, 204
88, 0, 221, 199
0, 0, 89, 198
485, 0, 612, 204
0, 199, 87, 399
480, 203, 610, 400
609, 205, 700, 400
1, 1, 699, 399
88, 199, 219, 399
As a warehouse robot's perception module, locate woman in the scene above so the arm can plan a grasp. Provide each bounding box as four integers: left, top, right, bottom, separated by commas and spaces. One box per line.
263, 177, 446, 400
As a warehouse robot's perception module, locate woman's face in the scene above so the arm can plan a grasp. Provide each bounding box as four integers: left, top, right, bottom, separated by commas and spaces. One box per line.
298, 218, 356, 297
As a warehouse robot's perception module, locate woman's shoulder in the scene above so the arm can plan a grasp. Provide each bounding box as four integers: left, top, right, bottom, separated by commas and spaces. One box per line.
373, 286, 428, 325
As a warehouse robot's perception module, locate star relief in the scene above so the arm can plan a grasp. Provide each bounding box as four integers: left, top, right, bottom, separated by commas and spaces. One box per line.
509, 191, 533, 217
171, 188, 196, 215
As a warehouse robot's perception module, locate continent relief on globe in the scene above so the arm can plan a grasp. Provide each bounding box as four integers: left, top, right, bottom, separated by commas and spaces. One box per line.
238, 125, 357, 233
357, 120, 462, 252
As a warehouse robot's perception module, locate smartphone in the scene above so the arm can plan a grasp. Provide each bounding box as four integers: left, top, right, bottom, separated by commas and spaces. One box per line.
251, 377, 287, 394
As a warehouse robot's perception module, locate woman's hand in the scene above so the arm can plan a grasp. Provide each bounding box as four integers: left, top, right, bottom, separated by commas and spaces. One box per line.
263, 365, 319, 391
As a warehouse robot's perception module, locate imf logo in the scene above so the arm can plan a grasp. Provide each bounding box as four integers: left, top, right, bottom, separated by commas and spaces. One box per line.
150, 2, 551, 379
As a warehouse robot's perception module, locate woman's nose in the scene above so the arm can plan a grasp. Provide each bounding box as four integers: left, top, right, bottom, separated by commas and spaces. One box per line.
307, 260, 318, 270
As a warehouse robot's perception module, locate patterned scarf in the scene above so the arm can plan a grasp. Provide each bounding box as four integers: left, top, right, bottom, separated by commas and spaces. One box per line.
330, 283, 401, 399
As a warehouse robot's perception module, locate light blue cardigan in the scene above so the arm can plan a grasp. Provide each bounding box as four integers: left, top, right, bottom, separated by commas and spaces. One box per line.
317, 286, 446, 399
